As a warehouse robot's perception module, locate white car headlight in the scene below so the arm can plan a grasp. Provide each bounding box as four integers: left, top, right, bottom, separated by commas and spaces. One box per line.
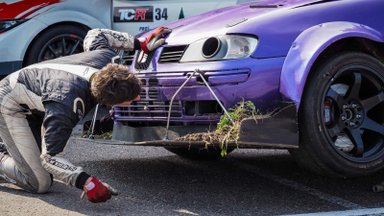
0, 19, 27, 33
180, 35, 258, 62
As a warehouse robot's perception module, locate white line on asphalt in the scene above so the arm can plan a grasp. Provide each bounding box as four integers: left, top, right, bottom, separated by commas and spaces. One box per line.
282, 207, 384, 216
227, 159, 364, 209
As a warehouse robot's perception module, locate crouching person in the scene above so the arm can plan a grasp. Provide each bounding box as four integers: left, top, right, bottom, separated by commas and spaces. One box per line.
0, 26, 171, 202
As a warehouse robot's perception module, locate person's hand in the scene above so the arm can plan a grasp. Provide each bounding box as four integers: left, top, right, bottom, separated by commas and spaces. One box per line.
83, 177, 118, 203
138, 26, 172, 53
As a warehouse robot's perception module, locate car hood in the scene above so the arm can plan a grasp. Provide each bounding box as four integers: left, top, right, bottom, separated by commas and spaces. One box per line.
163, 0, 325, 45
160, 0, 384, 58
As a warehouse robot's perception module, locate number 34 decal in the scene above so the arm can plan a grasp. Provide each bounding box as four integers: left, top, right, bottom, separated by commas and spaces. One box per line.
155, 8, 168, 20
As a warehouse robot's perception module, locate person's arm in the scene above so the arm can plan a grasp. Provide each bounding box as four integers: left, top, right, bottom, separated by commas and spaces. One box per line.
83, 28, 137, 52
40, 101, 85, 185
40, 101, 115, 203
83, 27, 172, 53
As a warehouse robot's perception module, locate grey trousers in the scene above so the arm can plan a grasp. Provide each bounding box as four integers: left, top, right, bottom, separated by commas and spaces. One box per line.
0, 76, 51, 193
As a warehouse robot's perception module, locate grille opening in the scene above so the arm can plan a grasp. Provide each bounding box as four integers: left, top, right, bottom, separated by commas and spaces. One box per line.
114, 100, 183, 118
148, 88, 158, 99
139, 89, 147, 98
140, 77, 158, 87
148, 78, 158, 85
159, 45, 187, 63
196, 74, 210, 84
122, 50, 135, 66
184, 101, 223, 116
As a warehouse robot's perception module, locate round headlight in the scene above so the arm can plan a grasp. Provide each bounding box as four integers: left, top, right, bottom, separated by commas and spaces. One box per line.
202, 37, 221, 58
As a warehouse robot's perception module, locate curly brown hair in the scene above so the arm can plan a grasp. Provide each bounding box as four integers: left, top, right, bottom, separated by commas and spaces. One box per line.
91, 63, 141, 106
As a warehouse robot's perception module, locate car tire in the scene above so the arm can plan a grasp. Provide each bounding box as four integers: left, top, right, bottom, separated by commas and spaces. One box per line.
25, 25, 88, 66
165, 147, 234, 160
291, 52, 384, 178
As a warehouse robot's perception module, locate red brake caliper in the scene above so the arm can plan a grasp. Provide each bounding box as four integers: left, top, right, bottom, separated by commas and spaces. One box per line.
323, 98, 333, 126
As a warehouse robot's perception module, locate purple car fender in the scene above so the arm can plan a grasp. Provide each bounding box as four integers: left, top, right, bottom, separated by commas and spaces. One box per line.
280, 21, 384, 109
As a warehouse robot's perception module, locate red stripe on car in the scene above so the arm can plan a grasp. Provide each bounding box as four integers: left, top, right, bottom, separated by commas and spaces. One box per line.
0, 0, 62, 20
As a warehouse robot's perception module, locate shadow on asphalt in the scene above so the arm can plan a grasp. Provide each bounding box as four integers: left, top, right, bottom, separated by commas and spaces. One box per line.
1, 149, 384, 215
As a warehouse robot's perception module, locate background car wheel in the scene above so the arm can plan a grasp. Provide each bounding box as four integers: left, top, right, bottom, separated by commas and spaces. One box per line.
291, 52, 384, 178
165, 147, 234, 160
24, 24, 88, 66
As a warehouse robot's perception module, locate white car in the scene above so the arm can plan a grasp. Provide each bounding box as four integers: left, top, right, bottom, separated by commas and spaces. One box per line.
0, 0, 250, 75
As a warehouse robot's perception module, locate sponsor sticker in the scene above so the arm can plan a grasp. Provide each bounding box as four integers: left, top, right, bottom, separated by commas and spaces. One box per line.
114, 6, 153, 22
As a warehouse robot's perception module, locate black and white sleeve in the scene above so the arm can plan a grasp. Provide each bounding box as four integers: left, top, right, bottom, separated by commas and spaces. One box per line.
83, 28, 139, 52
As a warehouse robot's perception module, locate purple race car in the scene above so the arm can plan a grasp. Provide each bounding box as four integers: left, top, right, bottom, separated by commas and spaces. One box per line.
108, 0, 384, 177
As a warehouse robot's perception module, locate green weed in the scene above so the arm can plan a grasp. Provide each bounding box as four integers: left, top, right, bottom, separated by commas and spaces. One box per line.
215, 99, 259, 156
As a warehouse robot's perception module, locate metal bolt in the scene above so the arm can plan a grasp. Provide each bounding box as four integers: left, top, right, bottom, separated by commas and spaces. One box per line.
349, 122, 356, 127
341, 116, 346, 121
352, 104, 357, 108
343, 104, 348, 109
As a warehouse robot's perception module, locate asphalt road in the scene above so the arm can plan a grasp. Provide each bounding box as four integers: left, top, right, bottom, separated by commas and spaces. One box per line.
1, 139, 384, 216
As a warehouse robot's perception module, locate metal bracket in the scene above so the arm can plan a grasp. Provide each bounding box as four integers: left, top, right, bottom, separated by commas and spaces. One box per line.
164, 69, 234, 140
88, 103, 99, 139
196, 70, 234, 124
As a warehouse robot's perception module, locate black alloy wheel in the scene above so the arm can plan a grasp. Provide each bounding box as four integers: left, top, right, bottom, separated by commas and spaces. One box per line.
25, 25, 88, 66
37, 34, 83, 62
323, 66, 384, 161
290, 52, 384, 177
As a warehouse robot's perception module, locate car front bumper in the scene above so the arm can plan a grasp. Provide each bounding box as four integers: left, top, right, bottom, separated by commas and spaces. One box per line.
114, 49, 286, 125
110, 49, 299, 148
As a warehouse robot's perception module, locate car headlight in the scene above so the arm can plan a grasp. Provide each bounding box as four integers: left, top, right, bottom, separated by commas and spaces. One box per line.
180, 35, 258, 62
0, 19, 28, 33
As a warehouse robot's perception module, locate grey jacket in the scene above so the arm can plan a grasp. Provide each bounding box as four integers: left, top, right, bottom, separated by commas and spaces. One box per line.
4, 28, 137, 188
